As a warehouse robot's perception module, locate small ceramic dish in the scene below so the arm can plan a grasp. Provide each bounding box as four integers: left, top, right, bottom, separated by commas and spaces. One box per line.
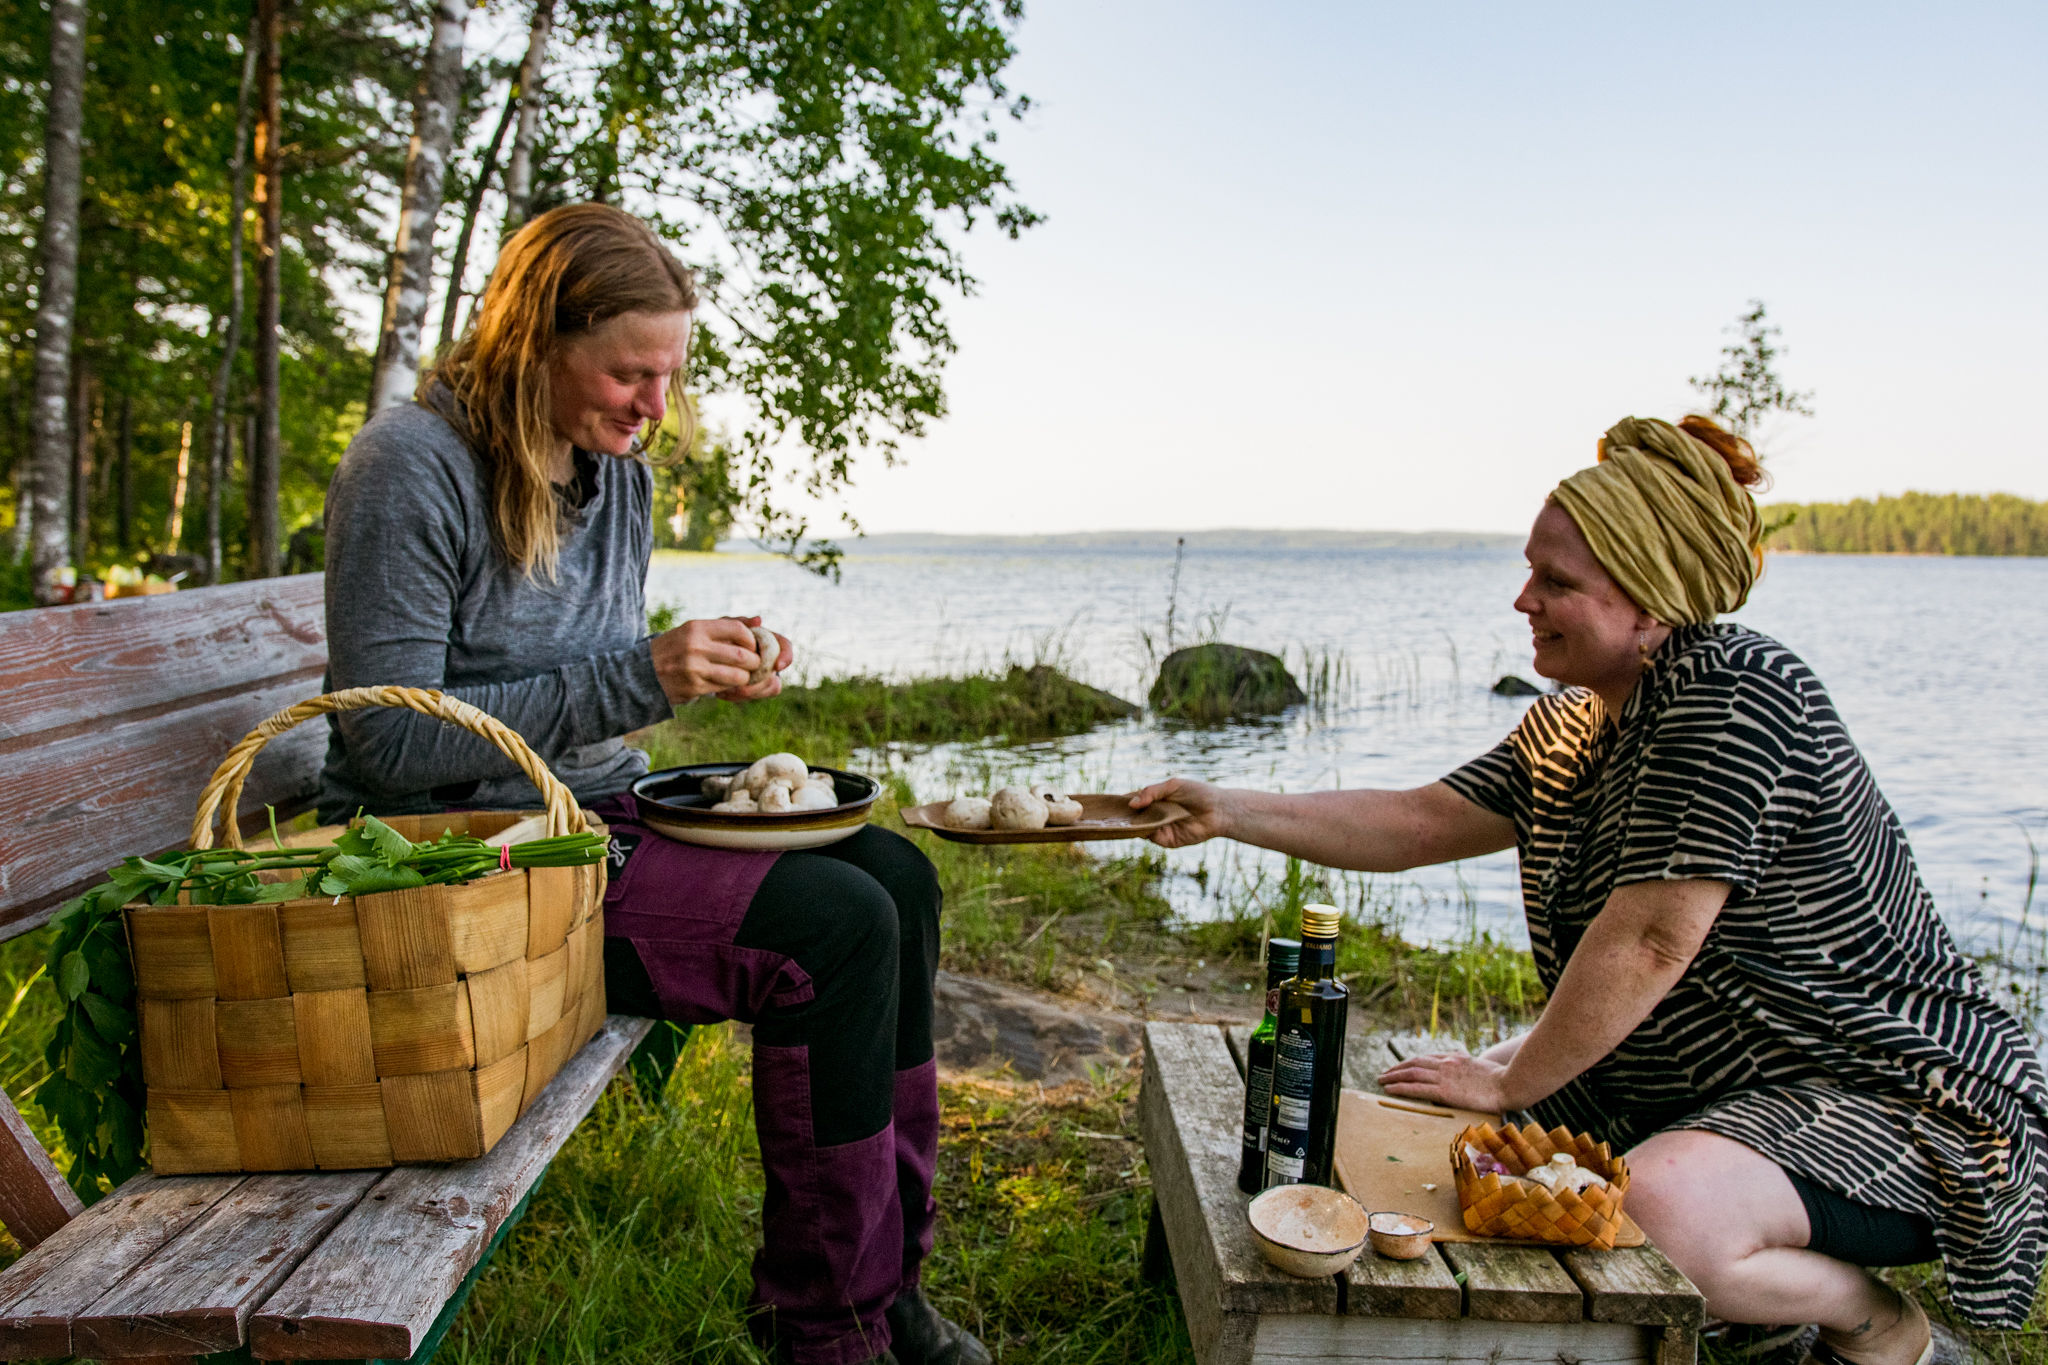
1246, 1185, 1370, 1278
631, 763, 882, 851
1367, 1212, 1434, 1260
899, 793, 1189, 845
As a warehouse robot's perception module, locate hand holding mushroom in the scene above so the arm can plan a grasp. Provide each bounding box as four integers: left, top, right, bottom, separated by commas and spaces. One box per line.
648, 614, 792, 704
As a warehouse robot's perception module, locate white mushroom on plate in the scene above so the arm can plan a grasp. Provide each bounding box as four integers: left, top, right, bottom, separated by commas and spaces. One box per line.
989, 787, 1049, 831
942, 797, 993, 830
759, 784, 795, 813
748, 624, 782, 687
1033, 786, 1084, 826
791, 781, 838, 811
711, 789, 759, 813
740, 752, 809, 795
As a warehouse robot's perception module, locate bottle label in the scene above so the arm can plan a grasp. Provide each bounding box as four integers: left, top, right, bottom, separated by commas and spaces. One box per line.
1242, 1062, 1275, 1153
1266, 1029, 1316, 1186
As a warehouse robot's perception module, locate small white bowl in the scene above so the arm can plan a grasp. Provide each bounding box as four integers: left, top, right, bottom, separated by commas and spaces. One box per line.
1367, 1211, 1435, 1260
1246, 1185, 1370, 1278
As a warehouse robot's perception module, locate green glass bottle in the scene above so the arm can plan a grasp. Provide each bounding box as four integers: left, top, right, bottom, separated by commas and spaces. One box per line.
1264, 905, 1349, 1188
1236, 936, 1302, 1194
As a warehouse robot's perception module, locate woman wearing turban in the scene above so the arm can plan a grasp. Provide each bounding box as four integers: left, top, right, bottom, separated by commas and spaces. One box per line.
1132, 415, 2048, 1360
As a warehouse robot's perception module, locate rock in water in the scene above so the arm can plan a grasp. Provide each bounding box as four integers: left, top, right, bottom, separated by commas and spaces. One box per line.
1490, 674, 1545, 697
1149, 643, 1307, 721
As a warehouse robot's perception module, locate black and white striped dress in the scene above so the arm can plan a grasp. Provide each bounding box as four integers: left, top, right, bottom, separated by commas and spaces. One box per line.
1442, 624, 2048, 1328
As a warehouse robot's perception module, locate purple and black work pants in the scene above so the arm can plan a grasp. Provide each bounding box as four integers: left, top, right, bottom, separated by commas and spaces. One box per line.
595, 794, 941, 1365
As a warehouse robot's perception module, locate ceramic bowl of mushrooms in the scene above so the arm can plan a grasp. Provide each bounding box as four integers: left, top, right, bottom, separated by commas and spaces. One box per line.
631, 753, 882, 850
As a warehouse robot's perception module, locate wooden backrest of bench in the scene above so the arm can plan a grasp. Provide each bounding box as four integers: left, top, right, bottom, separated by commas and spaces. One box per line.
0, 574, 329, 942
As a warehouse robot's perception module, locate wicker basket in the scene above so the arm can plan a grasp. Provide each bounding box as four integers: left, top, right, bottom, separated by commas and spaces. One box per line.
1450, 1121, 1632, 1250
129, 686, 607, 1174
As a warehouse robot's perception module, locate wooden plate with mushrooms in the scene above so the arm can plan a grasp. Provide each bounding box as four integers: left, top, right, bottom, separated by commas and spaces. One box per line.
899, 793, 1189, 845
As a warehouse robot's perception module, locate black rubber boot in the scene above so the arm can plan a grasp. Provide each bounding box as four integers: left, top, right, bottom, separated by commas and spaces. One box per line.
885, 1288, 991, 1365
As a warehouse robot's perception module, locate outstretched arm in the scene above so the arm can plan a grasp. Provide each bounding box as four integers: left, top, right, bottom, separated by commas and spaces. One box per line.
1379, 877, 1730, 1111
1128, 779, 1513, 872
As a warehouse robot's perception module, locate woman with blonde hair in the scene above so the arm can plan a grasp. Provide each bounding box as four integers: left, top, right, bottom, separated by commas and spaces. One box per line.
320, 203, 986, 1365
1133, 415, 2047, 1361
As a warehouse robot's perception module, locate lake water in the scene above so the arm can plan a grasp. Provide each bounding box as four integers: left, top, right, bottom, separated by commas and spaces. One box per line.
648, 544, 2048, 957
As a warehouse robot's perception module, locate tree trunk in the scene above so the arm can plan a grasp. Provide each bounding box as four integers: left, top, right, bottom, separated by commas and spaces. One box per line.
366, 0, 471, 415
437, 79, 518, 356
501, 0, 554, 233
207, 20, 257, 586
250, 0, 283, 578
29, 0, 86, 604
69, 362, 93, 565
116, 392, 131, 554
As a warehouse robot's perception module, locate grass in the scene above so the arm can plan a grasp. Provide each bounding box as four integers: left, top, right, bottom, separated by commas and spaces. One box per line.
634, 665, 1138, 771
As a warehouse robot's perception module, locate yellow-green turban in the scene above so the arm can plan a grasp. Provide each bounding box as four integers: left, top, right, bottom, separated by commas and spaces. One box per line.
1550, 417, 1763, 625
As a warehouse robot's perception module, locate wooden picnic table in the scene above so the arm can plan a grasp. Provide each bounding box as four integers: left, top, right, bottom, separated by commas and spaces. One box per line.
1140, 1021, 1704, 1365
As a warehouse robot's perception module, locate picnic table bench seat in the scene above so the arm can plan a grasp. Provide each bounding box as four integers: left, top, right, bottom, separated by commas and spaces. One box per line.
0, 577, 682, 1363
1139, 1020, 1704, 1365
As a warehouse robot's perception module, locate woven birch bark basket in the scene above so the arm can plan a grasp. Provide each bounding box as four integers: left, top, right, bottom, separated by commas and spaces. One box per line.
129, 686, 608, 1174
1450, 1120, 1632, 1250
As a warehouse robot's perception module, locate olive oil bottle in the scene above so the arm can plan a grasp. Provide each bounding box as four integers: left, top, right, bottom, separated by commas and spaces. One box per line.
1264, 905, 1349, 1187
1236, 936, 1302, 1194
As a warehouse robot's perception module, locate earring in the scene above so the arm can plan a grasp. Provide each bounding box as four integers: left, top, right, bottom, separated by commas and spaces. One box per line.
1637, 630, 1651, 667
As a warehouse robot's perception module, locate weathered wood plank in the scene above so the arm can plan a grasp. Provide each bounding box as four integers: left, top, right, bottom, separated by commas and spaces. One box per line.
1560, 1246, 1704, 1329
248, 1015, 653, 1360
1250, 1312, 1652, 1364
1142, 1022, 1335, 1365
1339, 1035, 1401, 1094
0, 575, 325, 743
1439, 1242, 1584, 1323
0, 1084, 81, 1251
0, 1174, 243, 1360
1343, 1247, 1462, 1320
0, 678, 327, 939
68, 1170, 381, 1358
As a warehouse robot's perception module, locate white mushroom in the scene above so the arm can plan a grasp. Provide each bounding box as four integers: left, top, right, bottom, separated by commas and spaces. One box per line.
989, 787, 1050, 831
800, 775, 839, 804
748, 624, 782, 687
711, 790, 759, 814
759, 784, 795, 812
741, 752, 809, 795
942, 797, 993, 830
699, 773, 735, 802
791, 782, 838, 811
1034, 786, 1084, 826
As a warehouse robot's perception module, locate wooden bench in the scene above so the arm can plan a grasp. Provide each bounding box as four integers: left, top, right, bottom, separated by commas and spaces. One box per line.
0, 577, 682, 1363
1140, 1020, 1704, 1365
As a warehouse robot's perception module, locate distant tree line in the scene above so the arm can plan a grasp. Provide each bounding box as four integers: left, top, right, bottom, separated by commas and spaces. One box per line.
2, 0, 1035, 606
1764, 493, 2048, 556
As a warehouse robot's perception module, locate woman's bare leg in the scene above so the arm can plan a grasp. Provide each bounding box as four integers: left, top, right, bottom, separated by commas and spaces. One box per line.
1625, 1130, 1927, 1363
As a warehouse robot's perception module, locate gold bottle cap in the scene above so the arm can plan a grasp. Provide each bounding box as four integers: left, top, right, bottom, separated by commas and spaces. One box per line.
1300, 904, 1340, 939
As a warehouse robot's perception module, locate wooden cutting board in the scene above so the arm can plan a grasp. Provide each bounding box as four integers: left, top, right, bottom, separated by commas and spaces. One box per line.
1331, 1090, 1645, 1247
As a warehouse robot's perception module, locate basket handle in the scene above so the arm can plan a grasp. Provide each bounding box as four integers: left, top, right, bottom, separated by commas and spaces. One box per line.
190, 684, 589, 849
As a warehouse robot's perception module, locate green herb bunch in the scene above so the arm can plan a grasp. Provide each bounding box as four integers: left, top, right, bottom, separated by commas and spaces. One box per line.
40, 814, 607, 1198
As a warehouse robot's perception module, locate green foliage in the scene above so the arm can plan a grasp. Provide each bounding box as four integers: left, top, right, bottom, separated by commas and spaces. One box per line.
0, 0, 399, 582
1763, 491, 2048, 556
635, 665, 1139, 769
1688, 299, 1814, 442
555, 0, 1039, 573
651, 429, 741, 552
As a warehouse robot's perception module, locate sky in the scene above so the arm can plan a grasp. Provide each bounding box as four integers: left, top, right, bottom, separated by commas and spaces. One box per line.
798, 0, 2047, 537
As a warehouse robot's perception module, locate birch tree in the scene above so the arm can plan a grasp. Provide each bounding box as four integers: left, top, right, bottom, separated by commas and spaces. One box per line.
27, 0, 85, 604
367, 0, 470, 414
501, 0, 554, 233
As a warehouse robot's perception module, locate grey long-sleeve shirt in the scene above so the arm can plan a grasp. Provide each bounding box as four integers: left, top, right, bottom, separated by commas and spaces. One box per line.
316, 390, 673, 821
